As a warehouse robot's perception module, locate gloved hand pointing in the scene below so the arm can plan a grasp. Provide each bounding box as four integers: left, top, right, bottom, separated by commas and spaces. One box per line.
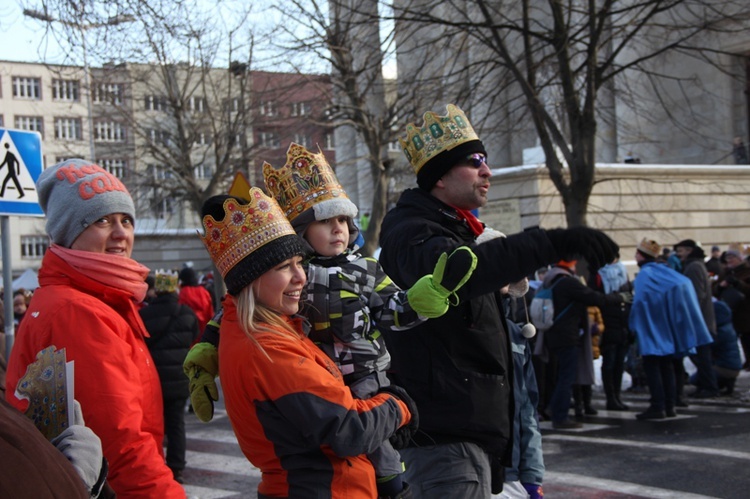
406, 246, 478, 318
545, 227, 619, 269
183, 342, 220, 423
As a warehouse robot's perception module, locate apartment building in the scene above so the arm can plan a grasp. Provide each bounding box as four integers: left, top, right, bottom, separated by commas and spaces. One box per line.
0, 60, 334, 277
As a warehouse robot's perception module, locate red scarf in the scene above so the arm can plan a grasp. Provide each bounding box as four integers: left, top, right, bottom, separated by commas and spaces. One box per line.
50, 244, 150, 303
454, 208, 485, 237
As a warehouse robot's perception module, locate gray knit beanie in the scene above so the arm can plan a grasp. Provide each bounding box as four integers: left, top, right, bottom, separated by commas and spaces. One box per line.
36, 158, 136, 248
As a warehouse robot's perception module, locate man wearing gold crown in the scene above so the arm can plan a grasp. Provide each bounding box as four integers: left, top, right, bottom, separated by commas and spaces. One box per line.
377, 104, 620, 498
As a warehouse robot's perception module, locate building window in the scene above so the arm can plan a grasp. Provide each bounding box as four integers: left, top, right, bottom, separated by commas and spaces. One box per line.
14, 116, 44, 137
100, 159, 127, 178
145, 95, 168, 111
194, 131, 210, 146
94, 121, 126, 142
325, 133, 335, 150
92, 82, 124, 104
0, 116, 3, 127
12, 77, 41, 99
194, 163, 212, 179
153, 196, 176, 219
188, 96, 206, 113
290, 102, 311, 117
20, 235, 49, 260
147, 163, 174, 180
225, 97, 242, 113
294, 133, 311, 148
259, 100, 277, 116
148, 129, 171, 145
259, 131, 280, 148
54, 118, 83, 140
52, 79, 80, 101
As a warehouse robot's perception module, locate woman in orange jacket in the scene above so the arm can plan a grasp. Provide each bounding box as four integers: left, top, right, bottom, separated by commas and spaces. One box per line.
6, 159, 185, 498
199, 189, 415, 499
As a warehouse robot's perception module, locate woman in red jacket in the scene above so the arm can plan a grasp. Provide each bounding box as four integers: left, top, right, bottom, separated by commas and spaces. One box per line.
6, 159, 185, 499
199, 189, 415, 498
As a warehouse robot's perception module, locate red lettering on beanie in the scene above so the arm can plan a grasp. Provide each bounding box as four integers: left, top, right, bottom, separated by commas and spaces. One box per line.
79, 174, 128, 200
55, 163, 128, 200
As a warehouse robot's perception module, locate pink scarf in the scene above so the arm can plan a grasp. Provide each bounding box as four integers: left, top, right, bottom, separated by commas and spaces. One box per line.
50, 244, 150, 303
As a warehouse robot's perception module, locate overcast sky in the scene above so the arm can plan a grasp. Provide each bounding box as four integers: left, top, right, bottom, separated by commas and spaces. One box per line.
0, 3, 65, 63
0, 1, 396, 77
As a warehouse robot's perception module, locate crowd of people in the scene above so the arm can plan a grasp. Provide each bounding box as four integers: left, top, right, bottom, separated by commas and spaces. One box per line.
0, 104, 747, 499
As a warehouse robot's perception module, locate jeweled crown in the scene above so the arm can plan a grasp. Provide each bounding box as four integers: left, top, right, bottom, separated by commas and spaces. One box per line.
154, 269, 178, 293
637, 238, 661, 258
200, 188, 296, 278
399, 104, 479, 174
263, 143, 351, 222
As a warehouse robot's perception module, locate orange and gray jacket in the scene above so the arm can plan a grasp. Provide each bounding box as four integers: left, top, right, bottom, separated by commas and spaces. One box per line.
218, 297, 411, 498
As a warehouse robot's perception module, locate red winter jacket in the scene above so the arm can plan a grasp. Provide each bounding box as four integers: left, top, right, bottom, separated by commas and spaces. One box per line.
219, 297, 411, 499
6, 250, 185, 499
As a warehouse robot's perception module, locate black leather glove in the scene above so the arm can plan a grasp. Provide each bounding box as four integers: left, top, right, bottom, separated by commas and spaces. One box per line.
378, 385, 419, 450
545, 227, 619, 269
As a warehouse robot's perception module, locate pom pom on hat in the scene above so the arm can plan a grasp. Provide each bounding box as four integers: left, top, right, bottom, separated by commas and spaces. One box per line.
36, 159, 135, 248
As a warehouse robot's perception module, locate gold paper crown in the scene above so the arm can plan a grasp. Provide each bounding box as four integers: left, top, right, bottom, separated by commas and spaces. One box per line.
263, 143, 352, 222
154, 269, 178, 293
727, 243, 750, 256
200, 188, 296, 278
637, 238, 661, 258
399, 104, 480, 174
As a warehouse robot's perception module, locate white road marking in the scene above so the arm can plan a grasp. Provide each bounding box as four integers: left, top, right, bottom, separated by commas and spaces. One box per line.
545, 471, 721, 498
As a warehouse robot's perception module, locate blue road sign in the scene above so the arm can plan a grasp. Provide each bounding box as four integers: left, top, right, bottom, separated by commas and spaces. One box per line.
0, 128, 44, 216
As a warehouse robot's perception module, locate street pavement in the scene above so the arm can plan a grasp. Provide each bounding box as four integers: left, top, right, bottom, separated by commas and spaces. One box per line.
180, 372, 750, 498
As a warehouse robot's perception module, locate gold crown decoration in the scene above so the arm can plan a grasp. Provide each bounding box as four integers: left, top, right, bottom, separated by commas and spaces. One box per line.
263, 143, 352, 222
200, 188, 296, 278
727, 243, 750, 257
399, 104, 480, 174
637, 237, 661, 258
154, 269, 178, 293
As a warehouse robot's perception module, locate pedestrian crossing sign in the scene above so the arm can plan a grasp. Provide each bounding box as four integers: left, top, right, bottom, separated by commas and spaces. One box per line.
0, 128, 44, 216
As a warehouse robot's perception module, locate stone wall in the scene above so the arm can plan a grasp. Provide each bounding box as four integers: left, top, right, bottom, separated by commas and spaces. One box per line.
483, 164, 750, 276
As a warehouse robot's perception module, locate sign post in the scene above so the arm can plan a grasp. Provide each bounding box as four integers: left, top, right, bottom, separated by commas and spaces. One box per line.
0, 128, 45, 356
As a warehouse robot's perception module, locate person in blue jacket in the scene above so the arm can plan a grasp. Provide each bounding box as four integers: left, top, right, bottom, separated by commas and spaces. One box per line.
629, 238, 714, 420
495, 290, 544, 499
689, 300, 743, 395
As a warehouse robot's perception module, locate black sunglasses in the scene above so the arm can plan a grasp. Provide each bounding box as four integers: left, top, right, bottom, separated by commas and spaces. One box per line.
464, 153, 488, 168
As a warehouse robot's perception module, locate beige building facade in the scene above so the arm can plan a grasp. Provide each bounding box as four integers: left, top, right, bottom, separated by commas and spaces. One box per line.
482, 163, 750, 276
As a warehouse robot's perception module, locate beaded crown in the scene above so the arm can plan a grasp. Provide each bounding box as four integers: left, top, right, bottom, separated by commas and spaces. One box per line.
154, 269, 178, 293
263, 143, 352, 222
637, 238, 661, 258
399, 104, 480, 174
200, 188, 296, 278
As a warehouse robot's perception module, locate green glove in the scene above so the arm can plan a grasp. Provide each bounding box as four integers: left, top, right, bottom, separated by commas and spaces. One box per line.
407, 246, 478, 318
183, 342, 219, 423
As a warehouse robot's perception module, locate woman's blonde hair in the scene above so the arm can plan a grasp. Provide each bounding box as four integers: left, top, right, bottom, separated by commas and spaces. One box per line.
235, 278, 300, 360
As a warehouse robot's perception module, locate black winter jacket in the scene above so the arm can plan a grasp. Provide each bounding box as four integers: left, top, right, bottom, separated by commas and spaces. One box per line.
378, 188, 557, 458
542, 267, 621, 349
141, 293, 201, 399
